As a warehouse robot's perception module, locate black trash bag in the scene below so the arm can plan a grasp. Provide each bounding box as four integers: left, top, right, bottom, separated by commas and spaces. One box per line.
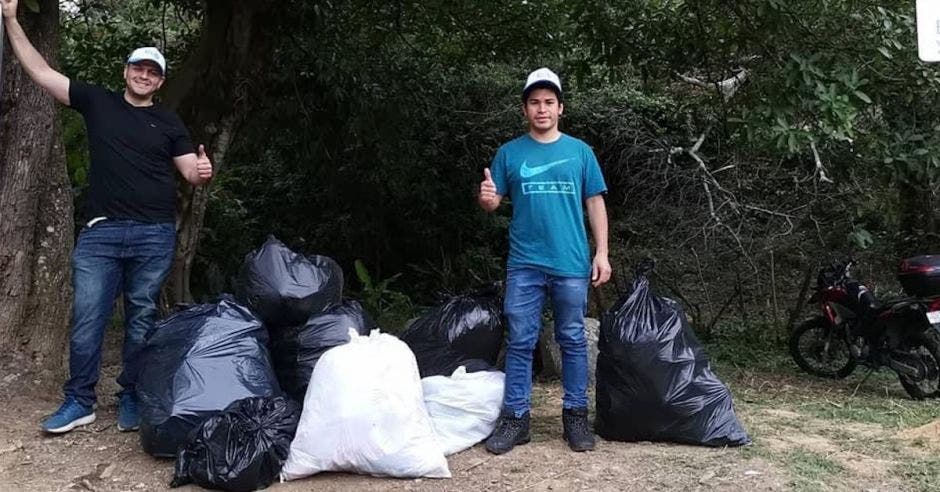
401, 335, 494, 379
400, 289, 503, 378
270, 300, 377, 402
235, 236, 343, 328
170, 396, 301, 492
595, 260, 750, 447
139, 297, 281, 457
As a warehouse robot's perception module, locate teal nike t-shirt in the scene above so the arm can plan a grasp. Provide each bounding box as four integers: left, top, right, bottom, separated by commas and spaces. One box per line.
490, 133, 607, 277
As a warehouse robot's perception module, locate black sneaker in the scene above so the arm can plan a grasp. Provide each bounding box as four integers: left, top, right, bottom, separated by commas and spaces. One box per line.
485, 409, 531, 455
562, 407, 595, 452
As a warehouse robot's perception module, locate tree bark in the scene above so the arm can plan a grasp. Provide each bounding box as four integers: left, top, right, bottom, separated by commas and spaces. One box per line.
160, 0, 275, 309
0, 0, 73, 377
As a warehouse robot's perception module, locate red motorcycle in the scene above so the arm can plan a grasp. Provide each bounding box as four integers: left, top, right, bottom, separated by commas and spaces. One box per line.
789, 257, 940, 399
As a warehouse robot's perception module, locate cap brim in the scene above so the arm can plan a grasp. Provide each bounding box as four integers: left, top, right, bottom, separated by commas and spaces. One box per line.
127, 58, 165, 75
522, 80, 562, 98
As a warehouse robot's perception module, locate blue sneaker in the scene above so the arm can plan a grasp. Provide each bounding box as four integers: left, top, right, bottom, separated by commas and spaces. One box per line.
117, 393, 139, 432
41, 398, 96, 434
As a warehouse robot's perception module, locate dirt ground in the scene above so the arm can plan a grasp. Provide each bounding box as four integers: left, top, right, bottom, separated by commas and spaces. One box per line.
1, 336, 939, 492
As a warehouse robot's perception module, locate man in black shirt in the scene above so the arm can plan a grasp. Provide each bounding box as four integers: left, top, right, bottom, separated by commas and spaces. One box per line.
2, 0, 213, 434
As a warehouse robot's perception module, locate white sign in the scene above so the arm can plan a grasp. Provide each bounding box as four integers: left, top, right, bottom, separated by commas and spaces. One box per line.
917, 0, 940, 62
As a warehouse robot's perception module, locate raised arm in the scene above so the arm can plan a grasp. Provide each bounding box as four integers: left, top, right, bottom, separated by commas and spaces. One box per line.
1, 0, 70, 105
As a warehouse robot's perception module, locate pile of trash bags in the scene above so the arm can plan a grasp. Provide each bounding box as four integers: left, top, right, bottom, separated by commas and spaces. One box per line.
281, 329, 452, 480
594, 260, 750, 447
171, 396, 301, 491
234, 237, 343, 328
269, 300, 375, 402
422, 366, 504, 456
135, 236, 504, 490
135, 235, 752, 491
137, 297, 280, 458
400, 287, 504, 378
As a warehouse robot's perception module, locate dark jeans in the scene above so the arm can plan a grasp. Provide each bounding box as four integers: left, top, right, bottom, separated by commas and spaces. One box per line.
63, 219, 175, 407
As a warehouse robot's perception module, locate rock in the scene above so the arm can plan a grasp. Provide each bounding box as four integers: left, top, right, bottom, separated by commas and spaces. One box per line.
699, 469, 717, 483
0, 441, 24, 455
537, 317, 600, 383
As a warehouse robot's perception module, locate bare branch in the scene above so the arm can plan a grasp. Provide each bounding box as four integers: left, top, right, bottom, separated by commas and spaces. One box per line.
742, 204, 796, 238
676, 70, 749, 100
810, 141, 835, 184
713, 164, 736, 174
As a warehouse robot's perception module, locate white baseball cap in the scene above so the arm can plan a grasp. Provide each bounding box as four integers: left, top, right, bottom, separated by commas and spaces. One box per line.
522, 67, 562, 99
127, 47, 167, 75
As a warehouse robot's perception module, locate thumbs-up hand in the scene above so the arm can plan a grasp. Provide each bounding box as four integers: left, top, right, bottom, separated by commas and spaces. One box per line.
1, 0, 17, 19
195, 144, 213, 180
478, 168, 499, 211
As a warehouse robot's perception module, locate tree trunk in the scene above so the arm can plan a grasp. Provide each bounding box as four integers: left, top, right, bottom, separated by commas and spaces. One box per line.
0, 0, 73, 378
160, 0, 275, 309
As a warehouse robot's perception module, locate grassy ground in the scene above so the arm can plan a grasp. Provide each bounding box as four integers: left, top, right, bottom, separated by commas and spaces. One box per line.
707, 333, 940, 491
2, 322, 940, 491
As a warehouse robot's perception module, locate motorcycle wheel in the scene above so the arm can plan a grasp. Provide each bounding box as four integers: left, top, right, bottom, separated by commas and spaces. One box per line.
789, 317, 856, 379
897, 333, 940, 400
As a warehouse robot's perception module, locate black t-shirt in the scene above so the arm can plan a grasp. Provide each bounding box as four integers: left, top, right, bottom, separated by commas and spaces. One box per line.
69, 81, 194, 223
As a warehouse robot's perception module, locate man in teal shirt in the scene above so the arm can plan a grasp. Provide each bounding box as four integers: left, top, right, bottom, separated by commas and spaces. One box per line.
478, 68, 611, 454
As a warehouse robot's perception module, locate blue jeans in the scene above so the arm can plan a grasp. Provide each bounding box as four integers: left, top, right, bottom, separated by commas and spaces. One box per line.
64, 219, 175, 407
503, 267, 590, 417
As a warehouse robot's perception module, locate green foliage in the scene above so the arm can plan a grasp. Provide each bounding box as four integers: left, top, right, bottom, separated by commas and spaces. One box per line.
895, 456, 940, 492
786, 449, 844, 491
60, 0, 199, 90
58, 0, 200, 223
847, 227, 874, 251
351, 260, 415, 332
573, 1, 940, 169
56, 0, 940, 338
762, 56, 867, 151
61, 110, 88, 187
705, 323, 790, 372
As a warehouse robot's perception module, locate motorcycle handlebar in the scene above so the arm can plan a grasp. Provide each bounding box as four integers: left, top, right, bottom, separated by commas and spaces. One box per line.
817, 257, 857, 288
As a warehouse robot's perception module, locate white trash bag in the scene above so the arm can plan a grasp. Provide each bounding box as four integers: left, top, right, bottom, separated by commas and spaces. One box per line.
280, 329, 451, 480
422, 367, 504, 456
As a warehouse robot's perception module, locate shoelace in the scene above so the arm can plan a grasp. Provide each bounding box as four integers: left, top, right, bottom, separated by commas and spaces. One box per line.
565, 414, 590, 435
495, 416, 525, 437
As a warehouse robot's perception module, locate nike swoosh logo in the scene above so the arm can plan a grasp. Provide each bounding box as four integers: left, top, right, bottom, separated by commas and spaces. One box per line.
519, 158, 572, 178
